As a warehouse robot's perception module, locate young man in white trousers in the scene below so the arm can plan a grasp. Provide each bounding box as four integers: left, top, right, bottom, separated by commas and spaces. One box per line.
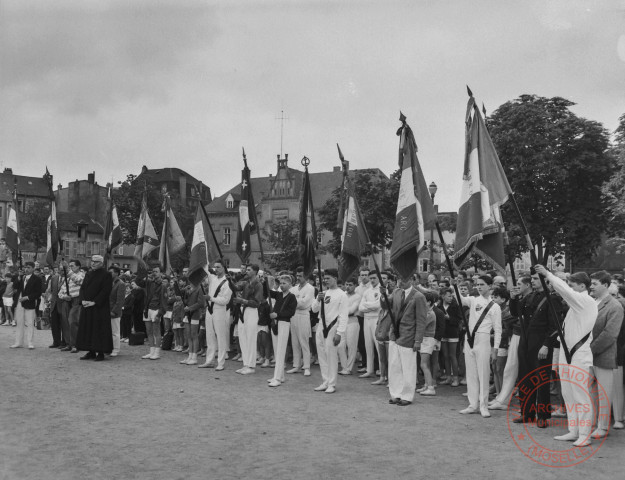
232, 264, 264, 375
458, 275, 502, 418
199, 260, 232, 370
339, 277, 361, 375
268, 275, 298, 387
359, 272, 382, 378
287, 267, 315, 376
311, 269, 348, 394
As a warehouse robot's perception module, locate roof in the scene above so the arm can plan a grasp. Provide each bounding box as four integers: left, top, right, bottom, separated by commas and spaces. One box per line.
0, 172, 50, 202
57, 211, 104, 234
137, 167, 207, 190
205, 167, 387, 214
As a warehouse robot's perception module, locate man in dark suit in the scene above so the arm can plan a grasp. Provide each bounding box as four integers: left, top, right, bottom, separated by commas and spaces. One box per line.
10, 262, 43, 349
46, 268, 64, 348
387, 276, 428, 406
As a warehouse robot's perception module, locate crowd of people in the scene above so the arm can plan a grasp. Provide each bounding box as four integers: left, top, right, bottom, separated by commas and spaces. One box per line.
5, 250, 625, 448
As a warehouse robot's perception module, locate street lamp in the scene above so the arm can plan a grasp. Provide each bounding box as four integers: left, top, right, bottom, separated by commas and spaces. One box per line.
428, 182, 438, 273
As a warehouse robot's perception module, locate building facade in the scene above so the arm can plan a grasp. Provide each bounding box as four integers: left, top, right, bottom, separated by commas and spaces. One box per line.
136, 166, 212, 208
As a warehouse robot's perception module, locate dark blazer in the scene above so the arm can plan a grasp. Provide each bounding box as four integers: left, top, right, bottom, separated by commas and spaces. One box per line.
269, 290, 298, 322
591, 295, 624, 369
17, 273, 43, 310
48, 274, 60, 311
388, 287, 428, 349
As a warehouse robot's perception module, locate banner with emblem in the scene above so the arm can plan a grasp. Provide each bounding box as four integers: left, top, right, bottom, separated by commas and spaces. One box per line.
133, 193, 160, 264
298, 160, 317, 277
236, 150, 258, 263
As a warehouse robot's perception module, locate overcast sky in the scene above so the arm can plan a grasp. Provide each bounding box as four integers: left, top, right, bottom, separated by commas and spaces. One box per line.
1, 0, 624, 212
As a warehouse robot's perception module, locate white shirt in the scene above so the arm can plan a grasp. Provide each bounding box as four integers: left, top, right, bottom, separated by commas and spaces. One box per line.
290, 282, 315, 312
346, 292, 362, 320
312, 287, 349, 335
545, 272, 596, 366
461, 294, 502, 348
207, 273, 232, 308
359, 285, 382, 320
355, 282, 372, 316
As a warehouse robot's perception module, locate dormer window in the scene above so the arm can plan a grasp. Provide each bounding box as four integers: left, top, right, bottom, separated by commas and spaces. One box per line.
226, 194, 234, 209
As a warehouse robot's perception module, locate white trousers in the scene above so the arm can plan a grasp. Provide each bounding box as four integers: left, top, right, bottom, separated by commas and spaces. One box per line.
465, 333, 491, 409
14, 303, 36, 347
290, 311, 311, 369
559, 363, 592, 438
272, 321, 290, 382
238, 308, 259, 368
338, 317, 360, 372
494, 334, 520, 406
388, 341, 417, 402
111, 317, 120, 354
363, 315, 380, 374
592, 366, 614, 431
205, 307, 229, 368
613, 366, 624, 422
316, 323, 344, 388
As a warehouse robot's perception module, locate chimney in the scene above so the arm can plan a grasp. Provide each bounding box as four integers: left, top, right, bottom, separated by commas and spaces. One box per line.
57, 183, 62, 190
333, 166, 341, 172
87, 172, 95, 184
4, 167, 12, 174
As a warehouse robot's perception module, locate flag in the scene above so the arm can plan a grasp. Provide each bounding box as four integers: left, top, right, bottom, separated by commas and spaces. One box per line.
390, 113, 437, 280
236, 151, 258, 262
159, 196, 186, 273
453, 92, 513, 272
336, 144, 349, 230
298, 163, 317, 277
338, 181, 369, 282
188, 205, 209, 286
105, 197, 122, 256
45, 200, 59, 267
6, 190, 20, 254
133, 194, 160, 263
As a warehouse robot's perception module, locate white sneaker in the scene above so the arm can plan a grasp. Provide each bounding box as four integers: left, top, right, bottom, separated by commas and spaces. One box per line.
420, 387, 436, 396
28, 345, 35, 350
590, 428, 608, 439
489, 401, 506, 410
554, 432, 578, 442
613, 421, 624, 429
240, 367, 255, 375
150, 348, 161, 360
314, 383, 328, 391
459, 407, 479, 415
325, 386, 336, 394
573, 437, 591, 447
110, 352, 118, 357
142, 348, 154, 359
303, 369, 311, 376
268, 379, 281, 387
180, 356, 190, 364
480, 408, 491, 418
416, 385, 428, 393
286, 367, 300, 374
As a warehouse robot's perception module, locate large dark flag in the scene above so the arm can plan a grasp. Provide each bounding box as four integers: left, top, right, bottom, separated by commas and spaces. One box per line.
159, 196, 186, 273
453, 92, 512, 272
6, 189, 20, 256
236, 151, 258, 263
298, 161, 317, 277
390, 114, 437, 280
133, 194, 160, 263
45, 200, 59, 267
188, 205, 209, 286
336, 144, 349, 230
338, 180, 369, 281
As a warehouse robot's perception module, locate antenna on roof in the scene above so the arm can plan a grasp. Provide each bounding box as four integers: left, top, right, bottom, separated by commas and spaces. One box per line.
275, 109, 288, 158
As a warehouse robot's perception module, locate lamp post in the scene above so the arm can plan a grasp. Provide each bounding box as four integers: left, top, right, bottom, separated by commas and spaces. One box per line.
428, 181, 438, 273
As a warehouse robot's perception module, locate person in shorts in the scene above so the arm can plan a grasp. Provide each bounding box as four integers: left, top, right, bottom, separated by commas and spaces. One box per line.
416, 290, 438, 396
439, 287, 462, 386
2, 272, 15, 326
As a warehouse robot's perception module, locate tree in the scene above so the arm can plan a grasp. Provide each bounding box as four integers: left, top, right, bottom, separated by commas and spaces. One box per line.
20, 199, 51, 254
318, 169, 399, 258
487, 95, 614, 268
602, 113, 625, 250
263, 220, 302, 272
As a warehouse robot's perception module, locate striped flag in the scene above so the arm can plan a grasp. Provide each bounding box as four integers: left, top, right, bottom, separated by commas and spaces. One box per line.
188, 205, 209, 286
6, 189, 20, 255
390, 113, 437, 280
236, 151, 257, 263
298, 161, 317, 277
133, 193, 160, 263
338, 180, 369, 282
159, 196, 186, 273
105, 194, 123, 257
45, 200, 59, 267
453, 91, 512, 272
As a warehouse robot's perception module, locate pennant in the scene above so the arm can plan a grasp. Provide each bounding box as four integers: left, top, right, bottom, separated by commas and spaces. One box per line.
133, 194, 159, 262
188, 206, 208, 286
336, 144, 349, 230
45, 200, 59, 267
390, 114, 437, 280
453, 93, 513, 272
236, 151, 257, 262
105, 197, 122, 255
6, 190, 20, 254
298, 163, 318, 277
338, 182, 369, 281
159, 196, 186, 273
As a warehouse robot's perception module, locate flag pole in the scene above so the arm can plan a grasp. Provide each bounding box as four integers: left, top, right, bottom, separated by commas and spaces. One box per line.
503, 232, 517, 287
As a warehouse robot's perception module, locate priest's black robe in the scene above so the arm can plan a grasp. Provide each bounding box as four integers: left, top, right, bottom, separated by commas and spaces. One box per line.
76, 268, 113, 353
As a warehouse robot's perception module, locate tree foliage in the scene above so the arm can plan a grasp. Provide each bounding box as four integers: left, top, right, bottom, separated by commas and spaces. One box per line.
602, 113, 625, 243
20, 199, 51, 253
487, 95, 614, 267
263, 220, 302, 273
318, 169, 399, 258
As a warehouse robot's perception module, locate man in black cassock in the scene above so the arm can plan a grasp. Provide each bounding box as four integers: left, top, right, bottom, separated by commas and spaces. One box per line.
76, 255, 113, 361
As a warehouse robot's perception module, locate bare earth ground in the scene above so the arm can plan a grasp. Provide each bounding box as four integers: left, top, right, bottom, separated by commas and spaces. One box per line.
1, 327, 622, 480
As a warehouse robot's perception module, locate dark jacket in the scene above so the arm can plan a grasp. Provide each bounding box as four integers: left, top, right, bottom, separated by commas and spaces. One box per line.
17, 273, 43, 310
76, 268, 113, 353
433, 305, 446, 341
109, 277, 126, 318
591, 295, 624, 369
440, 299, 463, 339
269, 290, 298, 322
387, 287, 428, 349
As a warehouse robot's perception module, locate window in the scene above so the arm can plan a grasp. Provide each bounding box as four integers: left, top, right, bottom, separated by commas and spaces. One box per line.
0, 205, 3, 217
272, 209, 289, 222
86, 241, 92, 257
223, 227, 231, 245
77, 241, 86, 256
226, 199, 233, 209
92, 242, 100, 255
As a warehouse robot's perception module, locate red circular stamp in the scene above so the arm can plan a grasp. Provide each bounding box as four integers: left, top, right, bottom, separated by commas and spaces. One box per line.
507, 363, 608, 468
